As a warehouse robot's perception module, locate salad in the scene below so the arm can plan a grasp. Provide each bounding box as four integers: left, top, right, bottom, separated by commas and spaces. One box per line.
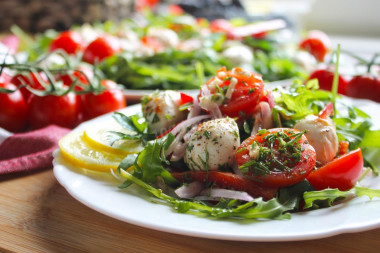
59, 64, 380, 220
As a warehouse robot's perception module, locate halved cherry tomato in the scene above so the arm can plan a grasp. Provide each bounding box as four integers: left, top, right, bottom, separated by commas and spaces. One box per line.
307, 148, 363, 191
10, 72, 48, 100
82, 36, 120, 64
299, 30, 331, 62
318, 102, 334, 119
235, 128, 316, 188
81, 80, 126, 120
27, 92, 80, 129
345, 75, 380, 103
179, 92, 194, 105
209, 19, 233, 34
200, 67, 264, 119
171, 171, 278, 200
308, 69, 348, 94
0, 82, 27, 132
49, 31, 83, 55
141, 36, 165, 52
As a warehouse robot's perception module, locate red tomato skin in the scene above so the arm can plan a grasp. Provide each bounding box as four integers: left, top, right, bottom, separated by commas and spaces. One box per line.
299, 30, 331, 62
27, 92, 80, 129
202, 67, 265, 119
209, 19, 233, 33
49, 31, 83, 55
82, 36, 120, 64
10, 72, 48, 100
307, 148, 364, 191
81, 80, 126, 119
171, 171, 278, 201
308, 69, 347, 94
345, 75, 380, 103
0, 82, 27, 132
235, 128, 317, 188
179, 92, 194, 105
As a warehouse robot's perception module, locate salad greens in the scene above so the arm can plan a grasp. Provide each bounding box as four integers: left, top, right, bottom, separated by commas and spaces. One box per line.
110, 79, 380, 220
8, 11, 310, 91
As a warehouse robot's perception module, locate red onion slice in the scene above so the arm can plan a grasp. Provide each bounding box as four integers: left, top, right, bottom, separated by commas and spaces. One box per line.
175, 181, 204, 198
195, 188, 254, 202
251, 101, 273, 135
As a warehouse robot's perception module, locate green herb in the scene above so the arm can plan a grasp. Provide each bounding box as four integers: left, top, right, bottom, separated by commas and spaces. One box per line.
118, 169, 292, 220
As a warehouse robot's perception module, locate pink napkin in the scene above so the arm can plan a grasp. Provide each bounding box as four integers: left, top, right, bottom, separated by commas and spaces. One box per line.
0, 125, 70, 175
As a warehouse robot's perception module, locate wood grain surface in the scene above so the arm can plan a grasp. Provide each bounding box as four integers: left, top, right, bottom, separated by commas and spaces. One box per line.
1, 169, 380, 253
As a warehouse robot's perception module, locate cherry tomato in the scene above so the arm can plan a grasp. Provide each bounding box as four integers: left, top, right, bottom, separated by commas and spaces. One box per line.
200, 67, 264, 119
299, 30, 331, 62
10, 72, 48, 100
49, 31, 83, 55
57, 66, 93, 91
82, 36, 120, 64
0, 82, 27, 132
209, 19, 234, 33
81, 80, 126, 119
141, 36, 164, 52
235, 128, 316, 188
307, 148, 363, 191
28, 92, 80, 129
308, 69, 348, 94
179, 92, 194, 105
171, 171, 278, 200
168, 4, 184, 15
345, 75, 380, 103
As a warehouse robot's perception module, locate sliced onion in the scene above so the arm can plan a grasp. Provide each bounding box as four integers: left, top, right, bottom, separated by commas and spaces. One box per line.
195, 188, 254, 202
187, 93, 201, 118
175, 181, 204, 199
165, 115, 211, 161
251, 101, 273, 136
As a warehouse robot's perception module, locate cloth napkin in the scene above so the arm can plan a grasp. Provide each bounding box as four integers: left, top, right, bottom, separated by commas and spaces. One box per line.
0, 125, 70, 175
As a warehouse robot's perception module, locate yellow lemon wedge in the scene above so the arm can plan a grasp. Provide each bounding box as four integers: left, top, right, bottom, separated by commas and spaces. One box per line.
82, 124, 144, 156
59, 131, 126, 173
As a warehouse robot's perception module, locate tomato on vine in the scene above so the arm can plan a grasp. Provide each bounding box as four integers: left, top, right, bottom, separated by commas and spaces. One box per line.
27, 92, 80, 129
82, 36, 121, 64
81, 80, 126, 120
0, 82, 28, 132
49, 31, 83, 55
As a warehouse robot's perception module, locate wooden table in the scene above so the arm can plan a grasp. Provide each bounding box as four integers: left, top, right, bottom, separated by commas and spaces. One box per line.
1, 169, 380, 253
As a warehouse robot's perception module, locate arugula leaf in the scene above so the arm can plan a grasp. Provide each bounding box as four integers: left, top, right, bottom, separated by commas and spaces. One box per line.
119, 169, 292, 220
110, 112, 155, 145
132, 134, 178, 185
303, 186, 380, 209
278, 180, 315, 210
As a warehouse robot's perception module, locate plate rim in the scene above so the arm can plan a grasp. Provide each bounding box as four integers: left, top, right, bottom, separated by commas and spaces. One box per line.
53, 98, 380, 242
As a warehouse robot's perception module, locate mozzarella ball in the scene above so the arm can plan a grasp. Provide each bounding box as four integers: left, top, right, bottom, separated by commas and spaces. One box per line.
222, 45, 254, 67
185, 118, 240, 171
147, 27, 179, 48
294, 115, 338, 165
142, 91, 187, 135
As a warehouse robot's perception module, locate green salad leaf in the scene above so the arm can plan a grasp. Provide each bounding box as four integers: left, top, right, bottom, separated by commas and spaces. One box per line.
303, 186, 380, 209
119, 169, 292, 220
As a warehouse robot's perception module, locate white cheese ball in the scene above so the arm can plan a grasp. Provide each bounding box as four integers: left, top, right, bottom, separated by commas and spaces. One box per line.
147, 27, 179, 48
222, 45, 254, 67
142, 91, 187, 135
185, 118, 240, 171
294, 115, 339, 165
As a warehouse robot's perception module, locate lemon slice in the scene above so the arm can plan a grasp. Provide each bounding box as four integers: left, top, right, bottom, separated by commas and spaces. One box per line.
83, 124, 144, 156
59, 131, 125, 173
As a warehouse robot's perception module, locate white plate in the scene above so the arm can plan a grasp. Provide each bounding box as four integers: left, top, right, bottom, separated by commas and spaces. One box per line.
53, 99, 380, 242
